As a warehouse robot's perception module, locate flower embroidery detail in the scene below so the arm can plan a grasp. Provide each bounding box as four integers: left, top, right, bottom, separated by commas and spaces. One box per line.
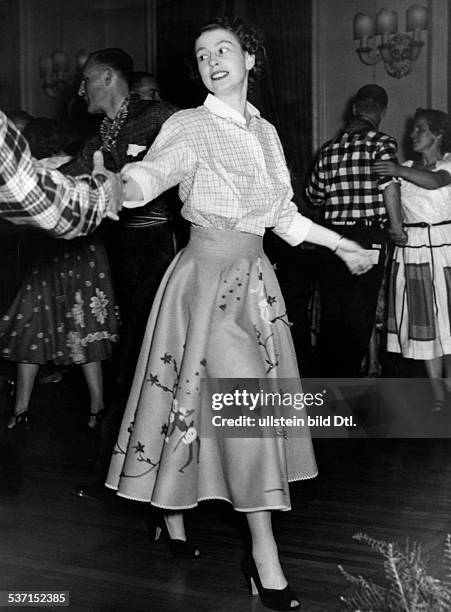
134, 442, 145, 454
90, 288, 109, 324
148, 373, 159, 386
66, 331, 84, 362
72, 291, 85, 328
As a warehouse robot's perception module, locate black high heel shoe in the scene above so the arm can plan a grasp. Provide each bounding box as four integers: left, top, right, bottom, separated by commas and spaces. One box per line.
241, 553, 300, 611
87, 408, 106, 430
7, 411, 30, 432
148, 515, 200, 559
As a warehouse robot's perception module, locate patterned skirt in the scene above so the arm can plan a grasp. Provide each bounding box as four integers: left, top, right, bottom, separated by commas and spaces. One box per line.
0, 233, 119, 365
387, 224, 451, 359
106, 227, 317, 511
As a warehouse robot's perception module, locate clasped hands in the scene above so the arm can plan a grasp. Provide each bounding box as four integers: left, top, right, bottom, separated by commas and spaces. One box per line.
92, 150, 123, 221
334, 238, 375, 276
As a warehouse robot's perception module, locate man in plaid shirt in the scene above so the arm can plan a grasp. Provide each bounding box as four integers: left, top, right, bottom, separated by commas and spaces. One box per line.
306, 84, 406, 377
0, 110, 121, 238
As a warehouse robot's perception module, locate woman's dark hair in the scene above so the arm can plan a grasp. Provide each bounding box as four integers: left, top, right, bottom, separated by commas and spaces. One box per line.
414, 107, 451, 152
190, 16, 266, 89
22, 118, 66, 159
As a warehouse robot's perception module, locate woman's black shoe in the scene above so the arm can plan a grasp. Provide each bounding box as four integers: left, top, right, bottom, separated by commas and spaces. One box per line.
148, 515, 200, 559
7, 411, 30, 432
241, 553, 300, 610
87, 408, 106, 430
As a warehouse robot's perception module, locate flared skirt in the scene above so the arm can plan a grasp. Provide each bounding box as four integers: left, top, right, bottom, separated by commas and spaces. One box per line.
106, 227, 317, 511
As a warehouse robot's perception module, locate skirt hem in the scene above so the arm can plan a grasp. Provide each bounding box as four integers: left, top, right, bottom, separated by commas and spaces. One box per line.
104, 470, 318, 511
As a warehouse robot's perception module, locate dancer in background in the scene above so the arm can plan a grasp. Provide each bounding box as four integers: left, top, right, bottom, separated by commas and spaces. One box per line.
306, 84, 406, 378
0, 117, 119, 430
374, 108, 451, 411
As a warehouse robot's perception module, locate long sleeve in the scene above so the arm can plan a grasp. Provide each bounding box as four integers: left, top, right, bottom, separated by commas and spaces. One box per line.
121, 113, 197, 207
305, 154, 326, 206
268, 123, 313, 246
0, 111, 112, 239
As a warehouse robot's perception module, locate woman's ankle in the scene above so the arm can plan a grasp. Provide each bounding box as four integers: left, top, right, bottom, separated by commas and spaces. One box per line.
251, 548, 287, 589
164, 512, 186, 541
13, 405, 29, 416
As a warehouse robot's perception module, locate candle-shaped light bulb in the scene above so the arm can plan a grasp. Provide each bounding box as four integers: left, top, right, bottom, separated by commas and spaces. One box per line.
51, 50, 69, 76
406, 5, 427, 31
76, 49, 90, 72
376, 8, 398, 35
38, 56, 53, 81
354, 13, 375, 40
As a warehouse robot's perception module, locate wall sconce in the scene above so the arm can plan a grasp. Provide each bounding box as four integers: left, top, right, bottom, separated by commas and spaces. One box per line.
39, 49, 90, 98
353, 5, 427, 78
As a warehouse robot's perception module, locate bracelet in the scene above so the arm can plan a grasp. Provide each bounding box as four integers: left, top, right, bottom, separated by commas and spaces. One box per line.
333, 235, 345, 252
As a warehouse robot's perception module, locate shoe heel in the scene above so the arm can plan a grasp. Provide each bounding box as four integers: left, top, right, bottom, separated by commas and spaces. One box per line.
154, 525, 162, 542
241, 553, 300, 610
146, 514, 199, 558
7, 412, 30, 432
249, 576, 258, 596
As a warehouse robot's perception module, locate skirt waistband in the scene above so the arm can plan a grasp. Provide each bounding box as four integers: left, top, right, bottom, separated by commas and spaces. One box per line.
187, 226, 264, 257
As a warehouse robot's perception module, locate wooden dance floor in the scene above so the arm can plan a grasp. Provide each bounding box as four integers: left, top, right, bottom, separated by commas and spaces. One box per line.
0, 366, 450, 611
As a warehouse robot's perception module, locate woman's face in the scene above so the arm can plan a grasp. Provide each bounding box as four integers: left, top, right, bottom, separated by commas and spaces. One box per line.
411, 117, 441, 154
194, 27, 255, 98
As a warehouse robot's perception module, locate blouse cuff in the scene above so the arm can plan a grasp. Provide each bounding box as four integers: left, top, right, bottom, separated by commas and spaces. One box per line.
273, 213, 313, 246
122, 164, 153, 208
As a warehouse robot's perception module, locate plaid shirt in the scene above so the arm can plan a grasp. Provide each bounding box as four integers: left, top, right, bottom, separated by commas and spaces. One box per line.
123, 94, 312, 245
306, 118, 398, 221
62, 93, 178, 223
0, 110, 112, 239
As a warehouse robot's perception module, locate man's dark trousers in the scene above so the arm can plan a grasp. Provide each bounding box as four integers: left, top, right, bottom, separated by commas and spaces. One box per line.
318, 223, 386, 378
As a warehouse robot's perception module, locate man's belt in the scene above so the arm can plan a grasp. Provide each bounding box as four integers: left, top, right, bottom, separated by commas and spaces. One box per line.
404, 219, 451, 228
122, 213, 169, 229
329, 218, 386, 228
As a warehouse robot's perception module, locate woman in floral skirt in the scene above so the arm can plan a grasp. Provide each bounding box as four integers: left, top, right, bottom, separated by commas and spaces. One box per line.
106, 17, 373, 610
0, 118, 119, 431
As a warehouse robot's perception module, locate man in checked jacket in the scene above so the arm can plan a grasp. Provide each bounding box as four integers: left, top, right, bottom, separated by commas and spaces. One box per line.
60, 48, 180, 498
306, 84, 406, 378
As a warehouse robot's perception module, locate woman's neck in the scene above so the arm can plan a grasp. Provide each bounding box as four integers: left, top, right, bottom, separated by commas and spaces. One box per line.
216, 84, 248, 121
421, 149, 443, 167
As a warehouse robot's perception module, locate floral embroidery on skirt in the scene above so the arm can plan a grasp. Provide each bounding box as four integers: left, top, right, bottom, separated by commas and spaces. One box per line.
106, 227, 317, 511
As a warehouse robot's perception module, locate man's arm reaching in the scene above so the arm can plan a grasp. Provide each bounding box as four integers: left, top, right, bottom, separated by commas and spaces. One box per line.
0, 111, 122, 239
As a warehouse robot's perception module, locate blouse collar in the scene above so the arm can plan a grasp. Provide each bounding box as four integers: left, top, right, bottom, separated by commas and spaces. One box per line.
203, 94, 260, 126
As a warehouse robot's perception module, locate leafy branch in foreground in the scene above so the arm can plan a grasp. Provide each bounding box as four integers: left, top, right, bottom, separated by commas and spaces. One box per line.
339, 533, 451, 611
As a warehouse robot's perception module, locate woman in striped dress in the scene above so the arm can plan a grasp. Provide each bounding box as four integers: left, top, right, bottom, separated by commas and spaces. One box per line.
374, 108, 451, 411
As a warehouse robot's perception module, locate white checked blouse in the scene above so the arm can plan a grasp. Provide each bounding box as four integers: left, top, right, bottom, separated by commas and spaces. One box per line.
306, 124, 398, 221
123, 94, 312, 246
0, 111, 112, 239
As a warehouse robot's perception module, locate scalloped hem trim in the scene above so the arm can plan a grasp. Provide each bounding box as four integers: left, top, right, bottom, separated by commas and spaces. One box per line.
289, 470, 318, 483
104, 470, 318, 511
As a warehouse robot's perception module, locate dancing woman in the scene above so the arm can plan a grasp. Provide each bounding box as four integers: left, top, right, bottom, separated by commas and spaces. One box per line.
374, 108, 451, 411
106, 17, 373, 610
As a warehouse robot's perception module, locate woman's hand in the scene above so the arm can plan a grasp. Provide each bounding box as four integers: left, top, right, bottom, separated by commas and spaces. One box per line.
92, 150, 122, 220
373, 160, 402, 177
334, 238, 375, 275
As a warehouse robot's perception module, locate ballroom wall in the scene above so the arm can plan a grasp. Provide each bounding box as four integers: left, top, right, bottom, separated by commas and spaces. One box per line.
1, 0, 155, 118
312, 0, 448, 159
0, 0, 448, 160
